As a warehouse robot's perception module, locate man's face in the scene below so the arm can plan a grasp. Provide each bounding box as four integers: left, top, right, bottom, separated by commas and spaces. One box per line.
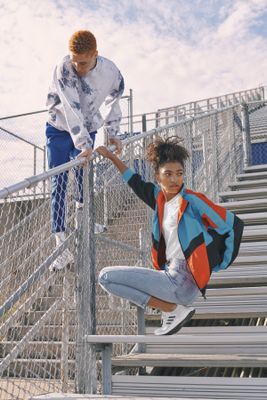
70, 50, 98, 77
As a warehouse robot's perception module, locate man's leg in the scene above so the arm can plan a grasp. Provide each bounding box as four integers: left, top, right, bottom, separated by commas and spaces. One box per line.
46, 125, 74, 233
46, 124, 74, 270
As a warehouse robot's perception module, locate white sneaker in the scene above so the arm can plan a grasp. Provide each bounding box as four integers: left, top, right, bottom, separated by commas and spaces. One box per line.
49, 248, 74, 272
154, 305, 195, 336
94, 223, 107, 234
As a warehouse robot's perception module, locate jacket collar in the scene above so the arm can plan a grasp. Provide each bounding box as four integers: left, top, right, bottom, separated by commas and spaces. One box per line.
156, 184, 189, 224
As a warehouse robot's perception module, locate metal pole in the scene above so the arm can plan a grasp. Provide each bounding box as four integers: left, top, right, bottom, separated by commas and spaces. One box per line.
142, 114, 147, 132
210, 113, 219, 202
76, 162, 96, 394
129, 88, 134, 135
61, 271, 71, 392
155, 111, 160, 128
33, 146, 36, 176
202, 134, 209, 194
184, 120, 193, 190
43, 145, 46, 197
137, 228, 146, 354
241, 102, 252, 169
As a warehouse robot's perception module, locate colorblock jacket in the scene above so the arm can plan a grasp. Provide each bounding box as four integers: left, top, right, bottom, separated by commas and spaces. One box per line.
123, 168, 244, 296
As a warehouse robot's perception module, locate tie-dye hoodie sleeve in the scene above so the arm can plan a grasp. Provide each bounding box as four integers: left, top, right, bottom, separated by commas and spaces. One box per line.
103, 70, 125, 138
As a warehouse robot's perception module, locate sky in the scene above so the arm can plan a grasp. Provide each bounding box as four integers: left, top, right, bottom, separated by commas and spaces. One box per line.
0, 0, 267, 186
1, 0, 267, 118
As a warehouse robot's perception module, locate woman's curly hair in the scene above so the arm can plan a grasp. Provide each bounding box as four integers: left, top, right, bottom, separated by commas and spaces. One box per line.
146, 136, 189, 173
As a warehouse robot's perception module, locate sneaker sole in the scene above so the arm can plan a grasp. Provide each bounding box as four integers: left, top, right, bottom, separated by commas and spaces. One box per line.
164, 309, 196, 336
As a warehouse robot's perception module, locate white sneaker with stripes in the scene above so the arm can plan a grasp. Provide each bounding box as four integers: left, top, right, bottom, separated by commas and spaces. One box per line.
154, 304, 195, 335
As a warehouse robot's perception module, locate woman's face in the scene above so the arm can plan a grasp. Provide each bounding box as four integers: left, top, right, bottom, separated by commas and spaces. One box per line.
156, 161, 184, 200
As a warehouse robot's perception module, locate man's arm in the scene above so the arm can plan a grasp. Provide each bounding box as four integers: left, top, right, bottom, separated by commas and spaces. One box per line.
104, 71, 125, 154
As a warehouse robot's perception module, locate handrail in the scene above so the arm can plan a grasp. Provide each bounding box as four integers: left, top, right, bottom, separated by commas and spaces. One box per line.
0, 102, 254, 199
0, 125, 44, 151
1, 99, 265, 200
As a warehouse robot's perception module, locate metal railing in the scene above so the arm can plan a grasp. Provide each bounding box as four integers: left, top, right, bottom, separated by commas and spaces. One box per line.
1, 86, 264, 190
0, 99, 265, 398
119, 86, 266, 133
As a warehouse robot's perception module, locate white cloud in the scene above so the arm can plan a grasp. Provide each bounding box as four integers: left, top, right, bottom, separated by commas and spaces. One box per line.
0, 0, 267, 147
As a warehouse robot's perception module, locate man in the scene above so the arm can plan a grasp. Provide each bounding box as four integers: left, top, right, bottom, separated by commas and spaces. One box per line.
46, 30, 124, 270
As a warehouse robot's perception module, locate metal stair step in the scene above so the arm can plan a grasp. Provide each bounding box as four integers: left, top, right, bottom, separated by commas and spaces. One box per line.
238, 241, 267, 255
242, 224, 267, 241
209, 264, 267, 286
219, 188, 267, 201
111, 376, 267, 398
219, 198, 267, 213
236, 171, 267, 181
229, 179, 267, 190
238, 212, 267, 225
244, 164, 267, 173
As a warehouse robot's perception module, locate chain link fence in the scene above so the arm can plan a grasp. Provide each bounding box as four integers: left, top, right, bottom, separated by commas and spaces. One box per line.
1, 87, 265, 190
0, 101, 265, 398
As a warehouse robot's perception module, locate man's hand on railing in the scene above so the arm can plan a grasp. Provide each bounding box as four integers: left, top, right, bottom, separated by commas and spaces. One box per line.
77, 148, 93, 161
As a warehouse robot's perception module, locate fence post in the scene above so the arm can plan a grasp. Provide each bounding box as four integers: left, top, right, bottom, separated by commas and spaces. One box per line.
76, 162, 96, 394
61, 271, 71, 392
184, 120, 193, 190
210, 113, 219, 202
43, 145, 46, 197
202, 133, 209, 194
137, 228, 146, 353
142, 114, 147, 132
129, 88, 134, 135
241, 102, 252, 169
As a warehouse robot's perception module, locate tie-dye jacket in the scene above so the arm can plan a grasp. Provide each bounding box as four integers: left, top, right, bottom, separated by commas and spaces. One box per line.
123, 168, 244, 296
46, 55, 124, 150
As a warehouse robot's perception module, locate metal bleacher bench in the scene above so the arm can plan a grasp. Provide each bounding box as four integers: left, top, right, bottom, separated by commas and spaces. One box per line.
85, 333, 267, 398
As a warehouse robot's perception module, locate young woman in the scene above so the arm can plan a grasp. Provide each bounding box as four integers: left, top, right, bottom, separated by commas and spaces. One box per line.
96, 137, 244, 335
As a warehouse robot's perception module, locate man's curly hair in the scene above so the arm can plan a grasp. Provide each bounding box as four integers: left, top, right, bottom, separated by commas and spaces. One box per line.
69, 30, 97, 54
146, 136, 189, 173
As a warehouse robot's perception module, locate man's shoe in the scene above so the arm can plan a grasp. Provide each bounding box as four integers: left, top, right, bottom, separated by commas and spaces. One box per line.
154, 304, 195, 336
94, 223, 107, 234
49, 248, 74, 272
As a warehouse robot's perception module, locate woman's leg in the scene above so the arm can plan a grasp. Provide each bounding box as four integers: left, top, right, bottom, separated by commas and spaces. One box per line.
98, 266, 182, 309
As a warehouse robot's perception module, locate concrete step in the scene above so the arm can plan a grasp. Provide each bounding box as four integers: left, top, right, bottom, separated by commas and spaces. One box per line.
219, 188, 267, 201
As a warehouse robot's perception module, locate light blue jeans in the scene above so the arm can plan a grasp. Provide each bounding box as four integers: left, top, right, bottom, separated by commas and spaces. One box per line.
98, 258, 200, 309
